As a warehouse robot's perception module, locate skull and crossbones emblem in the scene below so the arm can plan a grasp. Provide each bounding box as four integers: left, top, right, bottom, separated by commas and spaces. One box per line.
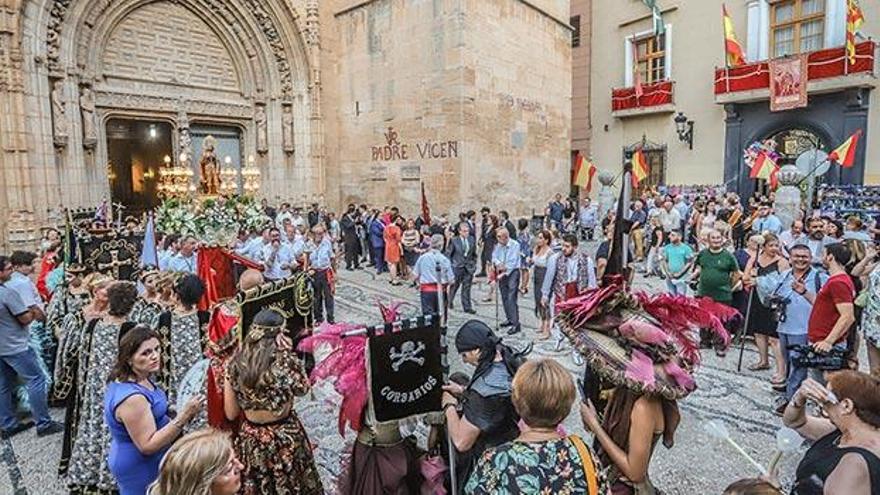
389, 340, 426, 371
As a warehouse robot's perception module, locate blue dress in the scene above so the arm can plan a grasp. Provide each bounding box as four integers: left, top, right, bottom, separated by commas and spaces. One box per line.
103, 380, 171, 495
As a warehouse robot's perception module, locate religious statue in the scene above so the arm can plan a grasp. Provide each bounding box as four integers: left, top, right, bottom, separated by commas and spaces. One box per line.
254, 105, 268, 154
199, 135, 221, 196
282, 104, 295, 154
79, 87, 97, 149
178, 108, 193, 160
51, 79, 68, 147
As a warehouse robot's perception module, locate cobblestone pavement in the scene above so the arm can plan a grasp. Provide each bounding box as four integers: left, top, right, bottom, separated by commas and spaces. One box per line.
2, 254, 832, 494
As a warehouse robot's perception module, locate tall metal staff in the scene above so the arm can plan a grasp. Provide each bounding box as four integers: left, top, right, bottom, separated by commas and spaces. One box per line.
435, 261, 457, 495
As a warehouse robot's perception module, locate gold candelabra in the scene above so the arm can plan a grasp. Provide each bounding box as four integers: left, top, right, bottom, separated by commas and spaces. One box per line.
241, 155, 261, 195
157, 153, 195, 199
219, 155, 239, 196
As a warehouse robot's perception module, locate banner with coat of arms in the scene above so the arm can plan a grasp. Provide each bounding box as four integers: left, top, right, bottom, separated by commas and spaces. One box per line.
769, 54, 808, 112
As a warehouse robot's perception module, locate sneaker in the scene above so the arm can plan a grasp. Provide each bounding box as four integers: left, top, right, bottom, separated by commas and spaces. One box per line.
37, 421, 64, 437
506, 326, 521, 335
0, 420, 35, 439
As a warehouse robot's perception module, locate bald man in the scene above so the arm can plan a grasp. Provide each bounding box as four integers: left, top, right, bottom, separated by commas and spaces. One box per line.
238, 268, 264, 292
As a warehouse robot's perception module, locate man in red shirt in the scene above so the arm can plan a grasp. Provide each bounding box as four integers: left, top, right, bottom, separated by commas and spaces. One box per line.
807, 243, 856, 353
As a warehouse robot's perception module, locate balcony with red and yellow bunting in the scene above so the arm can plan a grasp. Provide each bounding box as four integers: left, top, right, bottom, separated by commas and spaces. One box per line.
611, 80, 676, 118
714, 41, 876, 104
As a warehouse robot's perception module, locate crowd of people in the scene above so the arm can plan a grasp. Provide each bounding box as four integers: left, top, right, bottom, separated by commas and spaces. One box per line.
0, 185, 878, 494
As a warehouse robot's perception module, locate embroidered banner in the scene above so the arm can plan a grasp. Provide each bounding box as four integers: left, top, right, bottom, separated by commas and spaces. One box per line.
769, 55, 808, 112
368, 320, 443, 422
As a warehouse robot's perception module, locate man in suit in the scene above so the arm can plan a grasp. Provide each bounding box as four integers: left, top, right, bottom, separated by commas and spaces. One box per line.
446, 223, 477, 314
339, 203, 361, 270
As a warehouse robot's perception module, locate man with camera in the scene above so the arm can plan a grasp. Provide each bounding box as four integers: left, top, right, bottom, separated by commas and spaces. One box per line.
770, 244, 826, 414
800, 243, 856, 380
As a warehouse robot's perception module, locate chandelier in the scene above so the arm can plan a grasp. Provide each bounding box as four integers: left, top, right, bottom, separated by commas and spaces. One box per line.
157, 153, 195, 199
241, 155, 261, 195
219, 156, 239, 196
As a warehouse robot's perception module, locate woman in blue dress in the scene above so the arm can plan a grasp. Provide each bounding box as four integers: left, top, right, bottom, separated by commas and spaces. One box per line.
104, 325, 203, 495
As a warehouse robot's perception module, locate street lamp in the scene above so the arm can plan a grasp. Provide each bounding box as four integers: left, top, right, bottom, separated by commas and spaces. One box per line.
673, 112, 694, 150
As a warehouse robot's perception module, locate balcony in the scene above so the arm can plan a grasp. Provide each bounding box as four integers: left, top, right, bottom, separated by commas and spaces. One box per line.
611, 80, 675, 118
714, 41, 876, 104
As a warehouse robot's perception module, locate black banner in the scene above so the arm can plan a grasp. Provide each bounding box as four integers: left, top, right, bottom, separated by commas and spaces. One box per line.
368, 319, 443, 422
75, 229, 144, 281
235, 272, 313, 340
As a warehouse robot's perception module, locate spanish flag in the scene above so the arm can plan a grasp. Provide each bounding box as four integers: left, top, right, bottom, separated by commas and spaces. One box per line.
750, 151, 779, 189
631, 150, 650, 188
828, 129, 863, 168
722, 4, 746, 67
572, 153, 597, 192
847, 0, 865, 65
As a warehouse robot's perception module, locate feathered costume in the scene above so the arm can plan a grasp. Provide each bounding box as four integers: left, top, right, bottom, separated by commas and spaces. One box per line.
297, 300, 424, 495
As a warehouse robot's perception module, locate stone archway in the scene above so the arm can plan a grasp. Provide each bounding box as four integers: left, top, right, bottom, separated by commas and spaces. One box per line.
4, 0, 324, 234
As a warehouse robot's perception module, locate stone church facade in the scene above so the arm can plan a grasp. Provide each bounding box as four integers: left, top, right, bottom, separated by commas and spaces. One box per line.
0, 0, 573, 250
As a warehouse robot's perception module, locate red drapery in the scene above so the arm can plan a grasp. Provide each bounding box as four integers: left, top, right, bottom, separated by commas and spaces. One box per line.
196, 247, 262, 311
714, 41, 875, 95
611, 80, 674, 112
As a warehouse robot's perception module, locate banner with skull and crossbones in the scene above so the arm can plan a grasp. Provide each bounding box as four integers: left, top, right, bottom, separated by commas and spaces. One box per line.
367, 318, 443, 423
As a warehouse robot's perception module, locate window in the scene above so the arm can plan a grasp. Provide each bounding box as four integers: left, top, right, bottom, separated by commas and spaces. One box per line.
771, 0, 825, 57
635, 34, 666, 84
571, 15, 581, 48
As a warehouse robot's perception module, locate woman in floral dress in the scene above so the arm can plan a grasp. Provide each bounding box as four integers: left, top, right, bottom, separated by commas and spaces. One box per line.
858, 247, 880, 376
150, 274, 206, 407
465, 359, 606, 494
224, 309, 322, 495
66, 281, 139, 494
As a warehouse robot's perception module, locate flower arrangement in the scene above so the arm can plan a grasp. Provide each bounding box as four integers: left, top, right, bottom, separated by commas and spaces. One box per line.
155, 195, 270, 246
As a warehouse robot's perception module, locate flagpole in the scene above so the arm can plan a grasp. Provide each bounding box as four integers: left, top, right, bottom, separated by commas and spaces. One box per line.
722, 4, 731, 94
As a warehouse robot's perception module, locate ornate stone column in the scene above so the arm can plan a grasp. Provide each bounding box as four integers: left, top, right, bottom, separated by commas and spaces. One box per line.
773, 165, 804, 231
598, 171, 617, 220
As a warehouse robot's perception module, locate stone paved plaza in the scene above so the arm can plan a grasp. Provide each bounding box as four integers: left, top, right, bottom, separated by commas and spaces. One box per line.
1, 259, 816, 495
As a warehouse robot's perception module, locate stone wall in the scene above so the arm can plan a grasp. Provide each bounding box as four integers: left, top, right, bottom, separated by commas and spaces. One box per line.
333, 0, 571, 218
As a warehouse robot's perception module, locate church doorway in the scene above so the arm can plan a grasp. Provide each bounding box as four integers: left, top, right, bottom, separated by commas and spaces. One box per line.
106, 119, 173, 217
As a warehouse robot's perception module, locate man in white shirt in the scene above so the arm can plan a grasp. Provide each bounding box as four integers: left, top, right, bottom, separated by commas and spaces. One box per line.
658, 200, 682, 234
166, 236, 199, 274
275, 202, 293, 230
779, 219, 806, 254
260, 228, 295, 281
578, 198, 598, 241
492, 228, 522, 335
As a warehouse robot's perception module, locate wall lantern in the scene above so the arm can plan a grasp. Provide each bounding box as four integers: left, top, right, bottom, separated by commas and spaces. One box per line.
673, 112, 694, 150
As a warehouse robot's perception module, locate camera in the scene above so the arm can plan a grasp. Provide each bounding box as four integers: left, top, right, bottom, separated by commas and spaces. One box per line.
768, 295, 790, 323
789, 345, 849, 371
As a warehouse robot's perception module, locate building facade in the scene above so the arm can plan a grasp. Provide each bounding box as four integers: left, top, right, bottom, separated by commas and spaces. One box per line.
571, 0, 592, 189
590, 0, 879, 198
0, 0, 573, 250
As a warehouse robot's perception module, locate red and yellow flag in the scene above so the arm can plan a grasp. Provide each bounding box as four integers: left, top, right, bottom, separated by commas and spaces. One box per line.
631, 150, 650, 188
749, 151, 779, 189
572, 153, 598, 192
722, 4, 746, 67
847, 0, 865, 65
828, 129, 863, 168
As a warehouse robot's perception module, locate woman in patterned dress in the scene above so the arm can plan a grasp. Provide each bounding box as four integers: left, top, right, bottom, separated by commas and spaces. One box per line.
45, 264, 90, 401
66, 281, 139, 494
129, 271, 166, 327
150, 274, 206, 407
224, 309, 322, 495
855, 245, 880, 376
56, 273, 112, 477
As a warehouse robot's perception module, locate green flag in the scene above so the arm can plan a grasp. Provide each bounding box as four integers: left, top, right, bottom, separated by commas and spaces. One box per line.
642, 0, 665, 35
